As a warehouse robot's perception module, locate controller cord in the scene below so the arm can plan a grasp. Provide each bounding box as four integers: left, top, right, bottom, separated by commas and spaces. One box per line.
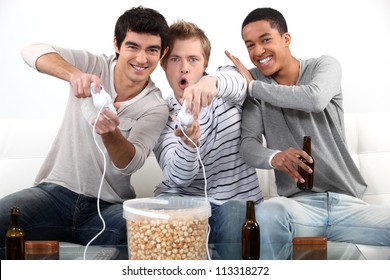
179, 119, 211, 260
83, 102, 108, 260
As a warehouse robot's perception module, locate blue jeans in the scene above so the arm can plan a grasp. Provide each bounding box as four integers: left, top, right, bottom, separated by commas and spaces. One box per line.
208, 200, 246, 243
255, 192, 390, 246
0, 183, 126, 248
208, 200, 247, 259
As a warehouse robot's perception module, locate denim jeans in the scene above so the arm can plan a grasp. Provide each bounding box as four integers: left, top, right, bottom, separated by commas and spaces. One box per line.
208, 200, 247, 244
208, 200, 247, 259
0, 183, 126, 248
255, 192, 390, 246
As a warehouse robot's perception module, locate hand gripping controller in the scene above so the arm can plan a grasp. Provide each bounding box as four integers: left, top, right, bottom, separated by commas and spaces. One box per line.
90, 83, 116, 114
175, 100, 194, 130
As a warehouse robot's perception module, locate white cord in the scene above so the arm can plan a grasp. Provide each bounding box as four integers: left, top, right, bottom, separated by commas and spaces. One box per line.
83, 102, 108, 260
84, 112, 211, 259
206, 224, 211, 260
179, 120, 211, 260
179, 121, 208, 201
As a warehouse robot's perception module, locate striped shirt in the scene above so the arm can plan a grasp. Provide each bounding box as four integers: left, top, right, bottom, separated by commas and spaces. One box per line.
153, 66, 263, 205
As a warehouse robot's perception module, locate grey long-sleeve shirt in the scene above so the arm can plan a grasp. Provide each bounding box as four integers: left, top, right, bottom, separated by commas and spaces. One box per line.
239, 55, 367, 198
21, 43, 169, 203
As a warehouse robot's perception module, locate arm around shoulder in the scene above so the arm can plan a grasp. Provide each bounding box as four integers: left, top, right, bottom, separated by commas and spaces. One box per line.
248, 55, 342, 113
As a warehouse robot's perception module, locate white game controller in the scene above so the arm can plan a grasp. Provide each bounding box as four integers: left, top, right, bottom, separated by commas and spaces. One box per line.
175, 100, 194, 130
90, 83, 116, 114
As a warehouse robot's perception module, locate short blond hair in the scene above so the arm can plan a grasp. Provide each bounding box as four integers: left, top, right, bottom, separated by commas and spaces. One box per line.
161, 20, 211, 68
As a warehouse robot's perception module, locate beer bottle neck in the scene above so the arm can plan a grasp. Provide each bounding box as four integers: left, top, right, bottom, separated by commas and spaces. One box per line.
302, 136, 312, 155
245, 201, 256, 221
10, 208, 20, 228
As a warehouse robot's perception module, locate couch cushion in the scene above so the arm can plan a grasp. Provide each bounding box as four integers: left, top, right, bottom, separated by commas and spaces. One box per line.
0, 118, 61, 198
1, 113, 389, 205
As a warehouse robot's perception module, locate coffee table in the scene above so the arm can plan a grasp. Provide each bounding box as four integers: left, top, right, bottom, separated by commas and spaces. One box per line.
0, 241, 363, 260
0, 241, 367, 260
209, 241, 365, 260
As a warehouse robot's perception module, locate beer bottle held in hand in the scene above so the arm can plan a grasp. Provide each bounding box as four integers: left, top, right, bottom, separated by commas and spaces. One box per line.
241, 200, 260, 260
6, 207, 25, 260
297, 136, 314, 190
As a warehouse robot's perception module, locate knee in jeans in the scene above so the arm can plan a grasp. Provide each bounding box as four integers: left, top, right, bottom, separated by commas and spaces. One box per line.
255, 198, 289, 224
217, 200, 246, 223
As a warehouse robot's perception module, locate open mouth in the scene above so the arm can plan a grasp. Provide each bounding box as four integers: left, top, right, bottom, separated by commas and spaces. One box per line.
179, 78, 189, 90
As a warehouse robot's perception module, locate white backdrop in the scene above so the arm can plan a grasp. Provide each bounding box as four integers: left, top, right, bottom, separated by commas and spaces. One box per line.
1, 0, 389, 118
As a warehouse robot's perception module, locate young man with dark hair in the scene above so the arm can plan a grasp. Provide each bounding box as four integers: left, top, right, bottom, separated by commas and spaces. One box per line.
183, 7, 390, 252
0, 6, 169, 247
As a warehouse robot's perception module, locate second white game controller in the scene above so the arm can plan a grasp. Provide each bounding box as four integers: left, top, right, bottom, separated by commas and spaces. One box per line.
90, 83, 116, 114
175, 100, 194, 130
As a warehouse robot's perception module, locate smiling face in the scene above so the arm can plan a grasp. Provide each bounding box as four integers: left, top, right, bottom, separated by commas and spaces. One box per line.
163, 38, 207, 100
242, 20, 291, 80
114, 31, 163, 86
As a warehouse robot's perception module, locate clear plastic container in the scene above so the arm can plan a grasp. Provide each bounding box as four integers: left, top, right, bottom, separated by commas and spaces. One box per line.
123, 197, 211, 260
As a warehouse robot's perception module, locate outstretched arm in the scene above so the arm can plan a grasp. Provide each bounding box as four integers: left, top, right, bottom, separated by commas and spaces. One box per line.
21, 43, 131, 167
182, 64, 247, 119
22, 44, 103, 98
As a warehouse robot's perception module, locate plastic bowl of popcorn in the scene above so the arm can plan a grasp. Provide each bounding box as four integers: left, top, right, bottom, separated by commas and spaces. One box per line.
123, 196, 211, 260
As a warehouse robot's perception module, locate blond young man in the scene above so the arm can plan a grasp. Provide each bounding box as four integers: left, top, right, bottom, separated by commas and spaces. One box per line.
154, 20, 262, 247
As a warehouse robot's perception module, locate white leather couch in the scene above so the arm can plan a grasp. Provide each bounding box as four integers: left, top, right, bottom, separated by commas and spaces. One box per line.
1, 112, 390, 203
1, 112, 390, 259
